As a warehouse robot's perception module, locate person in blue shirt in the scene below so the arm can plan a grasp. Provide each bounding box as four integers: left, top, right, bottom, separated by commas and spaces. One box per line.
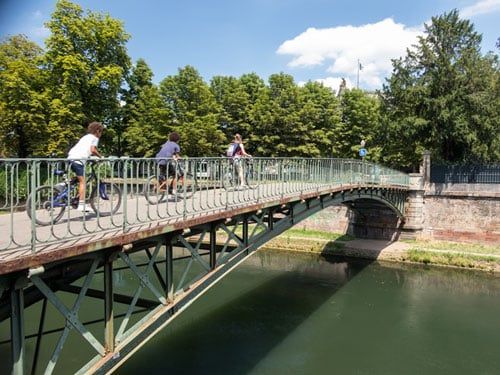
156, 132, 183, 194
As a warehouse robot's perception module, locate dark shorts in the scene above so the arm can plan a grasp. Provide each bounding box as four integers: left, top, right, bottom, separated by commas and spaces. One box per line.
159, 162, 184, 178
70, 162, 85, 177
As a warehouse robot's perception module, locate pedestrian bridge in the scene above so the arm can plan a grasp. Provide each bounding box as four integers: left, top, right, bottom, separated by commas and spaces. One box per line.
0, 157, 409, 374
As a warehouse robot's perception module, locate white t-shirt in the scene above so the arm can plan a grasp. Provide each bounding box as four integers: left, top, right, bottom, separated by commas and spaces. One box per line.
68, 134, 99, 160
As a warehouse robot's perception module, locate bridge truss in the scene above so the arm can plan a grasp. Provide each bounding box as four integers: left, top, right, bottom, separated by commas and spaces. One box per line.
0, 186, 407, 374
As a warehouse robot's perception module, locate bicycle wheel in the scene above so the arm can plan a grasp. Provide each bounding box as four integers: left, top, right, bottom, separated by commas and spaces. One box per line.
174, 172, 195, 199
222, 169, 234, 190
26, 185, 66, 225
245, 168, 258, 189
90, 182, 122, 216
144, 175, 166, 204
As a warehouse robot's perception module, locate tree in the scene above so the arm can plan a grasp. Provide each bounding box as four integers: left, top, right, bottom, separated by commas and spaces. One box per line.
159, 66, 224, 156
122, 59, 172, 156
298, 82, 342, 157
210, 75, 251, 142
0, 35, 49, 157
44, 0, 130, 155
336, 89, 381, 159
381, 10, 500, 168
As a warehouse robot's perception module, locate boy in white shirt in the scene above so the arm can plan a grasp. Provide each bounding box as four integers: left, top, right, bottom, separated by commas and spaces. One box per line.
67, 122, 104, 212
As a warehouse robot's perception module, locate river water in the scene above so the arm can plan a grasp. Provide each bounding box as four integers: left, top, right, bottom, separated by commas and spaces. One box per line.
1, 250, 499, 374
116, 251, 500, 375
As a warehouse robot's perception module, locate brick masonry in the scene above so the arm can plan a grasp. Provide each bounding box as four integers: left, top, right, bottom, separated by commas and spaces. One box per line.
296, 175, 500, 245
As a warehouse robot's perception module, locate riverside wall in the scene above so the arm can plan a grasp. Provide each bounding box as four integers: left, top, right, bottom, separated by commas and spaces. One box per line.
295, 179, 500, 245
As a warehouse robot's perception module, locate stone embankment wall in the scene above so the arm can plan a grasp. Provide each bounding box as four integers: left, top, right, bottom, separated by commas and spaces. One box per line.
295, 175, 500, 245
422, 183, 499, 243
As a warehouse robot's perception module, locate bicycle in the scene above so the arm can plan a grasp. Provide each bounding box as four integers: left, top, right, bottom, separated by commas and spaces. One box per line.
144, 160, 196, 204
222, 157, 257, 190
26, 161, 122, 225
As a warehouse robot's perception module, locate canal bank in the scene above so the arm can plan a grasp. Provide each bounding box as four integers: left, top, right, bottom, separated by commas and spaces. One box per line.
260, 228, 500, 274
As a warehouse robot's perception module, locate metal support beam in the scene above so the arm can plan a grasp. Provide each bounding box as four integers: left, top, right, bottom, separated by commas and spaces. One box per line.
104, 255, 114, 353
210, 223, 217, 270
166, 243, 174, 302
31, 297, 47, 375
10, 287, 25, 375
243, 216, 249, 247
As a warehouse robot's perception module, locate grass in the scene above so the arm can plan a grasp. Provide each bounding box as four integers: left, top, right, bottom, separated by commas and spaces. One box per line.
278, 228, 354, 241
407, 249, 498, 271
402, 238, 500, 256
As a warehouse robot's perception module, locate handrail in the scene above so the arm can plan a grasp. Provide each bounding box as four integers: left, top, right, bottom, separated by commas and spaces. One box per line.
0, 157, 409, 253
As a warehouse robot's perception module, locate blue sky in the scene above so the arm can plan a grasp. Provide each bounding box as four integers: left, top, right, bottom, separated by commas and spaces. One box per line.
1, 0, 499, 91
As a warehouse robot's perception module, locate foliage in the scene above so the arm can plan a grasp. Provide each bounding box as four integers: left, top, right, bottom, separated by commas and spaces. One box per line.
44, 0, 131, 155
381, 10, 500, 169
1, 2, 497, 173
337, 89, 380, 159
160, 66, 225, 156
121, 59, 172, 156
0, 35, 49, 157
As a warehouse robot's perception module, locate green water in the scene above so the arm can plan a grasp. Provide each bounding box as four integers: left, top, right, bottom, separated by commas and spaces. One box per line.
116, 252, 500, 375
1, 251, 499, 374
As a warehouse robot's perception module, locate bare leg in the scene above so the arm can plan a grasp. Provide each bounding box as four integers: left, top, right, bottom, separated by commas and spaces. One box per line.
78, 176, 85, 202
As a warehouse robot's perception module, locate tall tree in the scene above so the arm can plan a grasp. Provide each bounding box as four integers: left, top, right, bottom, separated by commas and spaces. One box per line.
298, 82, 342, 157
210, 75, 251, 142
159, 66, 224, 156
252, 73, 311, 156
381, 10, 500, 168
122, 59, 171, 156
44, 0, 130, 155
0, 35, 49, 157
336, 89, 381, 159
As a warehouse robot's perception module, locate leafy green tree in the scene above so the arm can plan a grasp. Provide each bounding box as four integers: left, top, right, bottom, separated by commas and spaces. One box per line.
298, 81, 342, 157
381, 10, 500, 168
122, 59, 172, 156
210, 75, 252, 143
159, 66, 224, 156
252, 73, 312, 156
336, 89, 381, 159
44, 0, 130, 154
0, 35, 49, 157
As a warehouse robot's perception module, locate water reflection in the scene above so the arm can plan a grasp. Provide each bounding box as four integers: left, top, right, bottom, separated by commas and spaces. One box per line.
118, 251, 500, 375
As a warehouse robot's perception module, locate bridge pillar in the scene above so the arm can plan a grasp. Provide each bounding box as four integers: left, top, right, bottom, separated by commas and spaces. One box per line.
401, 173, 425, 239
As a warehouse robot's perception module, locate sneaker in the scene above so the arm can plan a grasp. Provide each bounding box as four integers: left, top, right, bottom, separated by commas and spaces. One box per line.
77, 203, 91, 213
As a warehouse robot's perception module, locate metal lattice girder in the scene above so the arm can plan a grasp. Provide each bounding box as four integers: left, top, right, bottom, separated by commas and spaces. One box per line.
216, 222, 245, 265
116, 243, 167, 343
31, 259, 104, 375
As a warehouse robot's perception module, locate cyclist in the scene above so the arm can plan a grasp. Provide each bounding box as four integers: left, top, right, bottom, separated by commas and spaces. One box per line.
227, 134, 252, 188
67, 122, 104, 212
155, 131, 184, 195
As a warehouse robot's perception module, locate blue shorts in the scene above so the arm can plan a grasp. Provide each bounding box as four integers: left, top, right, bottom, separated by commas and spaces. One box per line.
70, 162, 85, 177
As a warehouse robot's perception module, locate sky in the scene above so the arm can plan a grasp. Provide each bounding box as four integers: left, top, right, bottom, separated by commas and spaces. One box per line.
0, 0, 499, 92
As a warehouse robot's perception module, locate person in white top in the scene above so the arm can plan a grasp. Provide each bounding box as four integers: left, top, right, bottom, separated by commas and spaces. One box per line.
67, 122, 104, 212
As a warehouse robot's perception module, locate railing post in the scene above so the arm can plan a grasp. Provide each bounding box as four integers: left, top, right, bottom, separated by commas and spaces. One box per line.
30, 160, 37, 253
122, 158, 128, 233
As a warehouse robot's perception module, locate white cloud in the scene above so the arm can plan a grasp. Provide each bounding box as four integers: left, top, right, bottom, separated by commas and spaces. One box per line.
277, 18, 422, 89
461, 0, 500, 18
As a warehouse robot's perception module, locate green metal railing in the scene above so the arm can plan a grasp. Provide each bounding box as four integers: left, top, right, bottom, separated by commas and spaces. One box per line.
0, 157, 409, 253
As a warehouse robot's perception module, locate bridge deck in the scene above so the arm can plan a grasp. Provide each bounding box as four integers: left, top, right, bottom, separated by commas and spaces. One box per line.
0, 182, 407, 275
